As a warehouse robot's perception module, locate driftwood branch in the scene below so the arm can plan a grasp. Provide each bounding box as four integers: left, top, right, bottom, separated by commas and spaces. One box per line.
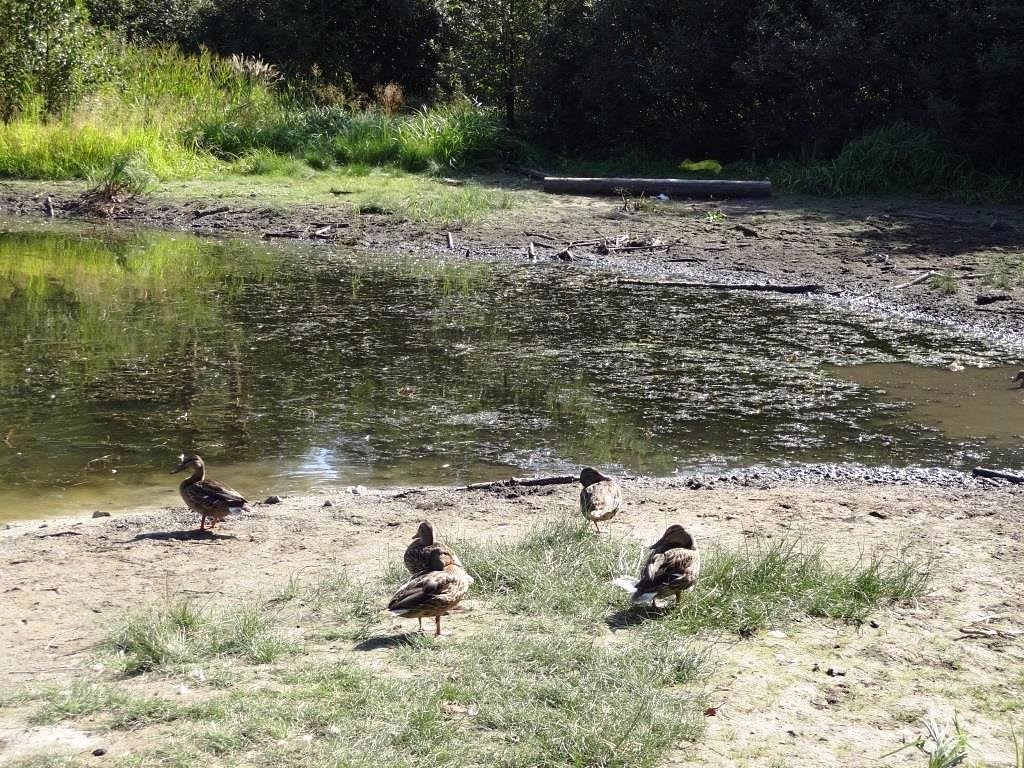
460, 474, 577, 491
891, 271, 935, 290
544, 177, 772, 198
192, 205, 229, 219
972, 467, 1024, 484
617, 278, 828, 294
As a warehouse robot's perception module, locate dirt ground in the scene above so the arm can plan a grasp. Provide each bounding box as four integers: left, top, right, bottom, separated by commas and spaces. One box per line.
3, 179, 1024, 344
1, 479, 1022, 767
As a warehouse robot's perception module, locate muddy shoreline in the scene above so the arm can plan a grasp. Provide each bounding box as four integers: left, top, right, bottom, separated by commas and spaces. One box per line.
4, 179, 1024, 349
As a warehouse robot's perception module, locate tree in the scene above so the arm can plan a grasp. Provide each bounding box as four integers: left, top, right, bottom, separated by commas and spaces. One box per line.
0, 0, 94, 119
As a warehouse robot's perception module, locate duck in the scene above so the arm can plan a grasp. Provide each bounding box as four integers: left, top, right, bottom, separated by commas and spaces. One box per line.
171, 453, 252, 531
579, 466, 622, 533
404, 520, 464, 575
1013, 370, 1024, 388
387, 549, 473, 636
614, 524, 700, 608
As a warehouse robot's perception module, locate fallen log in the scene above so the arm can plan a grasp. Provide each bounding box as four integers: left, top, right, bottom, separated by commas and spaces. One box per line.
617, 278, 828, 294
192, 205, 230, 219
972, 467, 1024, 484
460, 474, 576, 491
544, 177, 772, 199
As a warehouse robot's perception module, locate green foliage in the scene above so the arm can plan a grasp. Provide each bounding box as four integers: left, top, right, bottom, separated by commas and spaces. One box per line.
0, 0, 95, 119
194, 99, 506, 172
750, 123, 1024, 202
201, 0, 443, 96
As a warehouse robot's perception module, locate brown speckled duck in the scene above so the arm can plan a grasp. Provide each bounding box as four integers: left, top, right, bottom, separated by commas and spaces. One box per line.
614, 524, 700, 608
404, 521, 464, 576
387, 550, 473, 636
172, 453, 251, 531
579, 467, 622, 533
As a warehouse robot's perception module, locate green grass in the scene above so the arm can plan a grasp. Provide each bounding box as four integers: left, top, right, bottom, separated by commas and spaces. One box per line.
110, 599, 296, 675
930, 272, 960, 295
1, 45, 508, 182
5, 522, 928, 768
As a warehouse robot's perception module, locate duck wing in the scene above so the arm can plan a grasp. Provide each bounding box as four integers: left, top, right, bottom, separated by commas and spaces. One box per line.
632, 547, 699, 602
192, 478, 251, 512
388, 568, 471, 616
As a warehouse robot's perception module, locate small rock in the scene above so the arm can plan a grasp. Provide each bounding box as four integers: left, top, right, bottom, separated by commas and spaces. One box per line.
264, 495, 282, 505
767, 629, 786, 639
976, 292, 1012, 305
868, 509, 889, 519
175, 684, 189, 695
869, 619, 880, 629
322, 500, 333, 507
92, 510, 111, 518
351, 485, 367, 495
92, 748, 107, 757
826, 667, 846, 677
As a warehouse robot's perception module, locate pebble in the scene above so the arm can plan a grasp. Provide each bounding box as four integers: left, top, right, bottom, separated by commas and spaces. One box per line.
92, 510, 111, 518
264, 495, 282, 505
322, 499, 333, 507
92, 748, 107, 757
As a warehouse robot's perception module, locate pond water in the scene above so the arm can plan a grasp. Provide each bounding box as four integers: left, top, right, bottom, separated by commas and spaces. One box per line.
1, 219, 1021, 520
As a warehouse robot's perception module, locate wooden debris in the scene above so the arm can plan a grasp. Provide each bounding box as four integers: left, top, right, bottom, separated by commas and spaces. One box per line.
618, 278, 828, 295
460, 474, 577, 491
972, 467, 1024, 484
192, 205, 230, 219
446, 231, 455, 250
891, 271, 935, 290
544, 177, 772, 198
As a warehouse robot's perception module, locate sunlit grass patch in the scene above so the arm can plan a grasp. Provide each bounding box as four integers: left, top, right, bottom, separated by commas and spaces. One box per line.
110, 599, 296, 674
663, 539, 927, 635
20, 680, 186, 729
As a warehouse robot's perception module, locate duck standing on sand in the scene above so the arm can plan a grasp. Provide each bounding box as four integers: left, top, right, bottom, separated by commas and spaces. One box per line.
615, 524, 700, 608
172, 453, 252, 531
388, 550, 473, 636
404, 521, 464, 574
579, 467, 622, 533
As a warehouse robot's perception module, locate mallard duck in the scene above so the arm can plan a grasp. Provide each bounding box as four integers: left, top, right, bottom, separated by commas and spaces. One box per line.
1013, 370, 1024, 388
404, 520, 464, 575
171, 453, 251, 531
614, 524, 700, 608
387, 550, 473, 636
579, 466, 622, 533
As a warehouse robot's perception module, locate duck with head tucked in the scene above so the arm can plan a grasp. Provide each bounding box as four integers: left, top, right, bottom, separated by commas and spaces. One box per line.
579, 466, 622, 533
404, 520, 464, 575
615, 524, 700, 608
388, 549, 473, 636
172, 453, 251, 531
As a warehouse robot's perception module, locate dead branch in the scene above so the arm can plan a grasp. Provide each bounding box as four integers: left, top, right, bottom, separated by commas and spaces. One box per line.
972, 467, 1024, 484
460, 474, 577, 491
891, 271, 935, 290
617, 278, 828, 294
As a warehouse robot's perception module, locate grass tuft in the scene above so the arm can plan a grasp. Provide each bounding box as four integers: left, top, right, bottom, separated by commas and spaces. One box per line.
110, 599, 295, 674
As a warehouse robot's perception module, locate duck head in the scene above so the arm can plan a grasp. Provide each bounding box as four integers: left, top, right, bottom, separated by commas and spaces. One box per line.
650, 524, 695, 551
579, 467, 611, 486
413, 520, 435, 545
172, 453, 204, 475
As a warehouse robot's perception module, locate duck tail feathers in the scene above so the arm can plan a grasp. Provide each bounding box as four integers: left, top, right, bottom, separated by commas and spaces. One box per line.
612, 576, 638, 593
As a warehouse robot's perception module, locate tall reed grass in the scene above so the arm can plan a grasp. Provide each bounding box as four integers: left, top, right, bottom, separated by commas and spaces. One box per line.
0, 44, 507, 180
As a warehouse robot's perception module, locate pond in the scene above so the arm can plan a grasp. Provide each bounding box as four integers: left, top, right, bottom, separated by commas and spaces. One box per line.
1, 219, 1021, 520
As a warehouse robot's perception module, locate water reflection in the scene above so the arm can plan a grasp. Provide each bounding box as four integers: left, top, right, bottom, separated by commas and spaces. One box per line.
0, 219, 1019, 519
